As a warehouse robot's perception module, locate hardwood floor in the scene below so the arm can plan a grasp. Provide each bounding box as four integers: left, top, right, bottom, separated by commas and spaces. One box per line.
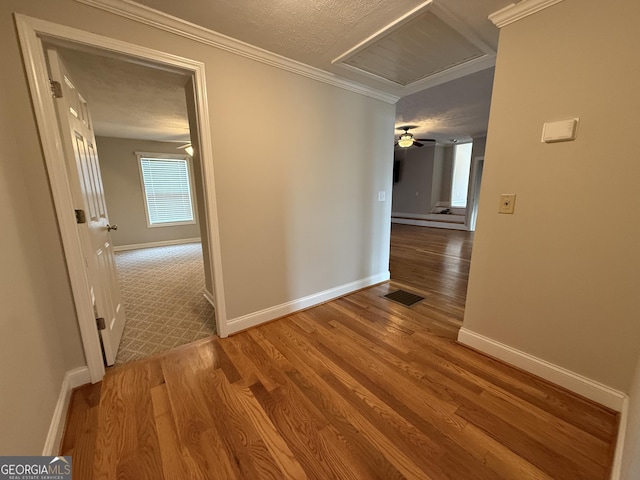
62, 226, 618, 479
390, 223, 474, 304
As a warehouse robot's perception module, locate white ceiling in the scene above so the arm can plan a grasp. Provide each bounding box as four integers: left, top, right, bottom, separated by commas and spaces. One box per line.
54, 0, 510, 143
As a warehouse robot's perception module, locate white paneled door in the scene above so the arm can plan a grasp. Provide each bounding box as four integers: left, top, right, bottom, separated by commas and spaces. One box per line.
48, 48, 125, 365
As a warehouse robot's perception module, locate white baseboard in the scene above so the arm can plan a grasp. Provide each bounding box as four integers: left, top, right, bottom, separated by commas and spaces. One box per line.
391, 211, 466, 222
610, 396, 629, 480
391, 217, 468, 231
43, 367, 91, 456
226, 272, 390, 335
113, 237, 201, 252
457, 328, 627, 411
203, 288, 215, 308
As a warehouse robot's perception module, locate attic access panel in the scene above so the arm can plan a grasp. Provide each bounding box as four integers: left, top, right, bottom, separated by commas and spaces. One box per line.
333, 2, 494, 87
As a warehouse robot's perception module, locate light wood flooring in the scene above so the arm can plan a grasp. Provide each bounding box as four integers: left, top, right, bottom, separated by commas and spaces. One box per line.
390, 223, 474, 306
62, 225, 619, 479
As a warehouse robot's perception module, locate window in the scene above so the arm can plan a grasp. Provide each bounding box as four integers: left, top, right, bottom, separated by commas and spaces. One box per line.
450, 142, 473, 208
136, 153, 196, 227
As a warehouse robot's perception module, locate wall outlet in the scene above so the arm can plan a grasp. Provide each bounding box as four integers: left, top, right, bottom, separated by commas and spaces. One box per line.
499, 194, 516, 214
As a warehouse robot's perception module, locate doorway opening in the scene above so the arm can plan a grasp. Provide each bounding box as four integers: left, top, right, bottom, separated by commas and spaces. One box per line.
17, 14, 228, 382
390, 140, 482, 230
114, 242, 214, 364
47, 46, 217, 366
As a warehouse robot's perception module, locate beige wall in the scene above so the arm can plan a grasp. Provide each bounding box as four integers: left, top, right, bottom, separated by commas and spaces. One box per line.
392, 145, 454, 214
391, 146, 437, 214
0, 0, 394, 452
439, 146, 453, 204
463, 0, 640, 392
215, 79, 393, 317
431, 146, 444, 207
471, 136, 486, 161
0, 79, 84, 454
96, 136, 202, 247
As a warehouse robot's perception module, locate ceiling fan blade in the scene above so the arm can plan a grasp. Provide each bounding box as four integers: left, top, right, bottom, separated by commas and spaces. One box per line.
415, 138, 436, 142
396, 124, 419, 132
394, 141, 399, 147
413, 141, 425, 147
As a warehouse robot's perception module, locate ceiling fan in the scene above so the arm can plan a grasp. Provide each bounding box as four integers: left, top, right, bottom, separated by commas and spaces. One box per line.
395, 126, 436, 148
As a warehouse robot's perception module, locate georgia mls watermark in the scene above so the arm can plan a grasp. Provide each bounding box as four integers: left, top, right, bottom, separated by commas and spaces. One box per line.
0, 456, 72, 480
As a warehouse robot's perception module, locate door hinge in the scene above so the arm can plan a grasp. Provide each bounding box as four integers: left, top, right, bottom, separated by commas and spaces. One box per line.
96, 317, 106, 331
50, 79, 63, 98
75, 209, 86, 224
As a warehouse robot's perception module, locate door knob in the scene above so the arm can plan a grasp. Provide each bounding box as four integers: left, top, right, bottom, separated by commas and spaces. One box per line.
107, 224, 118, 232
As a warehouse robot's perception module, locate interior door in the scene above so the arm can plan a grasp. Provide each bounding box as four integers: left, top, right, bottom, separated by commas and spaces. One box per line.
47, 48, 125, 365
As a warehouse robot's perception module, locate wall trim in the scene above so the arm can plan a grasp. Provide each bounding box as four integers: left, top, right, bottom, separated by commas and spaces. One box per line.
457, 328, 627, 411
43, 367, 91, 456
203, 288, 215, 308
226, 272, 390, 335
489, 0, 564, 28
392, 211, 466, 222
610, 396, 629, 480
112, 237, 201, 252
391, 217, 468, 231
73, 0, 399, 105
402, 55, 495, 96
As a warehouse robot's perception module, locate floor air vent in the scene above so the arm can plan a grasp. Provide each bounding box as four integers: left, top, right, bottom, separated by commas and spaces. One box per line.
383, 290, 425, 307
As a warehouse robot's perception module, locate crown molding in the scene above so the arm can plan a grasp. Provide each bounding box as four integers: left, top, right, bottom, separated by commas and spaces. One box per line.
72, 0, 399, 104
489, 0, 564, 28
402, 54, 496, 96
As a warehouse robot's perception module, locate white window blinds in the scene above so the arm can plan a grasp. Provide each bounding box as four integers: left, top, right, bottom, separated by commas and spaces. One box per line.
139, 157, 195, 226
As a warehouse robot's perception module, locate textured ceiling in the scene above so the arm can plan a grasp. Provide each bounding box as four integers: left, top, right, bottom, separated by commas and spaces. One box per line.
50, 1, 509, 143
395, 67, 495, 144
58, 48, 191, 142
134, 0, 507, 76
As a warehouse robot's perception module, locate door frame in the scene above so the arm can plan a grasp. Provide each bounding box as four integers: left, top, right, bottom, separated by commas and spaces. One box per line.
465, 155, 484, 232
15, 14, 228, 382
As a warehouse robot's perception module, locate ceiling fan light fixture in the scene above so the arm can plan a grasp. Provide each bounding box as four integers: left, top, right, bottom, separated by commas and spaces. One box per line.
398, 133, 414, 148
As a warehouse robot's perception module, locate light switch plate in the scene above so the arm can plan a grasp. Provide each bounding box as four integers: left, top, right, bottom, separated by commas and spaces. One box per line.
499, 194, 516, 214
378, 191, 386, 202
542, 118, 579, 143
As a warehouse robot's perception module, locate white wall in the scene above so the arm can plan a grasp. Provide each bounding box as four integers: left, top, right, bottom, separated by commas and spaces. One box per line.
97, 136, 202, 247
0, 0, 394, 452
463, 0, 640, 393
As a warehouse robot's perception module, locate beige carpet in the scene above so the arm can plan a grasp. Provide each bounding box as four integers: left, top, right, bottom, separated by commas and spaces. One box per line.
112, 242, 216, 366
